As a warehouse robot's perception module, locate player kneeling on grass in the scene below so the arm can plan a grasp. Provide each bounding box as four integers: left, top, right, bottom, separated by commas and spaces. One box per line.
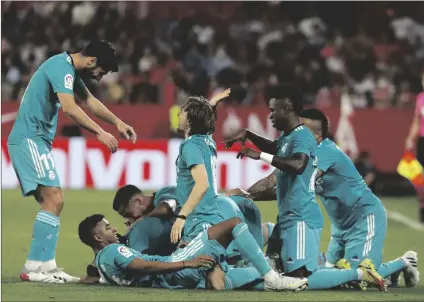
78, 214, 307, 291
299, 108, 420, 289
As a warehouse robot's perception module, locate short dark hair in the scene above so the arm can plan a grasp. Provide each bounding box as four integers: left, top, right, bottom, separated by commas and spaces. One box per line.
78, 214, 105, 247
183, 96, 217, 136
272, 84, 304, 114
113, 185, 142, 212
300, 108, 329, 138
82, 39, 118, 72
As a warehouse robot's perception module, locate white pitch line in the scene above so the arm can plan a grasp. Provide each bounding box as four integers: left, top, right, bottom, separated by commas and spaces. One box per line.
386, 210, 424, 232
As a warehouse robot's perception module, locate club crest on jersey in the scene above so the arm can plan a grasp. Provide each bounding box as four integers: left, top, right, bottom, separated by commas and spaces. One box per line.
48, 170, 56, 180
64, 74, 74, 90
118, 246, 133, 258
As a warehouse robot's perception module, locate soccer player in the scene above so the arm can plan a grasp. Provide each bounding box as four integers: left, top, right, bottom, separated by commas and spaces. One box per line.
7, 40, 137, 283
112, 184, 273, 260
299, 108, 420, 287
226, 85, 386, 290
78, 214, 308, 291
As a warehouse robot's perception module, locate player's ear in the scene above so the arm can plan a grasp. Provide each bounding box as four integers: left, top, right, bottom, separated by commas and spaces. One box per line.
86, 57, 97, 68
93, 232, 103, 243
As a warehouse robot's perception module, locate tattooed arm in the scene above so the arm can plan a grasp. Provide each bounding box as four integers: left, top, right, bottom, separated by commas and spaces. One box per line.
247, 169, 277, 201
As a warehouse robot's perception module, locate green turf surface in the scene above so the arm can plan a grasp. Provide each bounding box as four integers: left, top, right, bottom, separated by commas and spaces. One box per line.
2, 189, 423, 301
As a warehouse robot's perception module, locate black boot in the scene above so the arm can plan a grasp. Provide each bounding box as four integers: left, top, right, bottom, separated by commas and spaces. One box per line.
420, 208, 424, 224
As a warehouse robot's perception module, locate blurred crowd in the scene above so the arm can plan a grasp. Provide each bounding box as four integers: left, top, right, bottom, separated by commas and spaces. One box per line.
2, 1, 424, 108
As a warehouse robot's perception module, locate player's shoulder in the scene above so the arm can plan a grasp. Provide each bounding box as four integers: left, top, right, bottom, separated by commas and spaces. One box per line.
43, 52, 74, 69
155, 185, 177, 197
181, 134, 213, 150
292, 125, 316, 143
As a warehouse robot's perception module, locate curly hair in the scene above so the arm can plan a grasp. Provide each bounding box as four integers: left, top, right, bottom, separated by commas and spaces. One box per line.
300, 108, 330, 138
182, 96, 217, 136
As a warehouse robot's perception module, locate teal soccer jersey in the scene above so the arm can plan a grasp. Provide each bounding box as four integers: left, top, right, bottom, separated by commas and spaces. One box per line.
275, 125, 323, 229
176, 135, 218, 214
8, 52, 85, 145
127, 217, 176, 256
153, 186, 181, 214
315, 138, 381, 230
95, 244, 168, 287
7, 52, 86, 196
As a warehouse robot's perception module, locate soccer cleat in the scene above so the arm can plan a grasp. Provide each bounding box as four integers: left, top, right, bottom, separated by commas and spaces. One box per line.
358, 259, 387, 291
401, 251, 420, 287
335, 259, 351, 270
20, 268, 64, 284
264, 273, 308, 292
45, 268, 80, 283
335, 259, 366, 290
385, 271, 401, 288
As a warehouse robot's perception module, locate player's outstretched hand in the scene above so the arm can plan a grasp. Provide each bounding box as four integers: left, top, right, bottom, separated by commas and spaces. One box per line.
236, 147, 260, 160
185, 255, 216, 269
117, 121, 137, 143
225, 188, 251, 198
224, 129, 248, 149
97, 131, 118, 153
171, 217, 186, 244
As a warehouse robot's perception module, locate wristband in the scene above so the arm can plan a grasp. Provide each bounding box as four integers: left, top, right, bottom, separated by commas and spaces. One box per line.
176, 214, 187, 220
260, 152, 274, 165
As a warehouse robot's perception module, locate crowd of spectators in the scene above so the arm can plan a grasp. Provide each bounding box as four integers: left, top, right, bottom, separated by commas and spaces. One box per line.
2, 1, 424, 108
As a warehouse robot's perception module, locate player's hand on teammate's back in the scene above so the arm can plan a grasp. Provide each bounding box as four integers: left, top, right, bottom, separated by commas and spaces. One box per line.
171, 217, 186, 244
224, 129, 248, 149
225, 188, 250, 198
97, 131, 119, 153
117, 121, 137, 143
185, 255, 216, 269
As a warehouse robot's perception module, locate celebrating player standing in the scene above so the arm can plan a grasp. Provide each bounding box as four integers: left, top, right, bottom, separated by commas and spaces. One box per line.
7, 40, 137, 283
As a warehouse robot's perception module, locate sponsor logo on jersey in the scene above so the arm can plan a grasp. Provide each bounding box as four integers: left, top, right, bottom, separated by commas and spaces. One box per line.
64, 74, 74, 90
118, 246, 133, 258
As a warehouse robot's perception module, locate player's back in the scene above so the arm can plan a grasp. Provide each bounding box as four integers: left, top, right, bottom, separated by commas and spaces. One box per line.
127, 217, 176, 256
95, 243, 169, 287
176, 135, 218, 214
315, 139, 381, 229
275, 125, 323, 229
8, 52, 78, 145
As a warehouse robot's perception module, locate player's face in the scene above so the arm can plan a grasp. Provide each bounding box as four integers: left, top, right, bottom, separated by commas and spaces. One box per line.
118, 197, 149, 221
86, 66, 108, 82
301, 117, 323, 143
177, 107, 188, 132
95, 219, 119, 244
269, 98, 289, 131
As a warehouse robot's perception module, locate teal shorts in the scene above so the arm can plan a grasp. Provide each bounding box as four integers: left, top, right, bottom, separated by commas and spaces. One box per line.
157, 230, 228, 289
275, 220, 322, 274
8, 138, 61, 196
182, 196, 244, 243
326, 202, 387, 268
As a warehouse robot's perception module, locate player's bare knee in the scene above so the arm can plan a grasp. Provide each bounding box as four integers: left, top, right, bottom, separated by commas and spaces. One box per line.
38, 186, 64, 216
228, 217, 242, 228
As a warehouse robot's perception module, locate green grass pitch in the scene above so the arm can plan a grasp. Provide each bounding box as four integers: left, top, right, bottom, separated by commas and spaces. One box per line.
2, 189, 423, 301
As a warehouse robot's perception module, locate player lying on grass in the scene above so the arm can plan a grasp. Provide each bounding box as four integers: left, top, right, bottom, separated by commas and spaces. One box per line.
8, 39, 137, 284
225, 85, 386, 291
111, 184, 275, 258
78, 214, 307, 291
300, 108, 420, 288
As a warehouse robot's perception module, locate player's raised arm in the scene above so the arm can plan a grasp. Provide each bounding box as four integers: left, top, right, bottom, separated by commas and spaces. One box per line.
209, 88, 231, 108
76, 85, 137, 143
225, 129, 277, 154
247, 169, 277, 201
58, 93, 118, 153
126, 255, 215, 274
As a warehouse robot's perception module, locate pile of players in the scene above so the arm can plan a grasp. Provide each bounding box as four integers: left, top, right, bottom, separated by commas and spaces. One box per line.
9, 39, 419, 292
78, 87, 420, 292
